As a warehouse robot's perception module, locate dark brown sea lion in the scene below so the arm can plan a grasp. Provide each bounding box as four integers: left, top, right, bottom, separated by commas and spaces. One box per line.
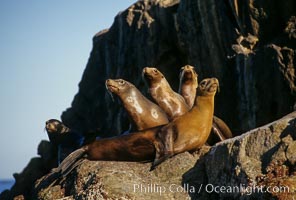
45, 119, 71, 145
142, 67, 189, 120
105, 79, 169, 131
53, 78, 217, 175
55, 127, 159, 176
151, 78, 219, 169
45, 119, 84, 163
178, 65, 233, 145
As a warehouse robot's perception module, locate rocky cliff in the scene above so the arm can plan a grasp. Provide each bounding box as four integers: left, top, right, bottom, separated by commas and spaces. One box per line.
61, 0, 296, 136
1, 0, 296, 199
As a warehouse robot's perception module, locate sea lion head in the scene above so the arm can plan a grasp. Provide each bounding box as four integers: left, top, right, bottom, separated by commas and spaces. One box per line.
142, 67, 164, 85
45, 119, 69, 134
196, 78, 219, 97
105, 79, 133, 96
179, 65, 198, 85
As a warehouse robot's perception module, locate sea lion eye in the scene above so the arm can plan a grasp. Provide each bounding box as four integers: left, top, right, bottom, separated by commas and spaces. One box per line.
119, 80, 125, 85
153, 69, 158, 73
200, 81, 207, 88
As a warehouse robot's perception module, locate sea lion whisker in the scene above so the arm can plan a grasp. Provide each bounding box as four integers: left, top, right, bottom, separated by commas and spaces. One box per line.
141, 70, 146, 83
108, 90, 115, 102
105, 81, 115, 102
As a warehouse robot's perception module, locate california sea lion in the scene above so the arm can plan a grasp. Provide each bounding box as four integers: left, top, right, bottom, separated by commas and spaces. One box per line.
55, 127, 159, 176
45, 119, 84, 164
142, 67, 189, 120
151, 78, 219, 169
105, 79, 169, 131
178, 65, 198, 108
54, 78, 217, 175
178, 65, 233, 144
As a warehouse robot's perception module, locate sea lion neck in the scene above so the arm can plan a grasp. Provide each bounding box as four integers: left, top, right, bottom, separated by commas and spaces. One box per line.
193, 95, 215, 111
60, 125, 70, 134
149, 77, 172, 92
122, 87, 146, 116
148, 78, 174, 105
116, 85, 135, 100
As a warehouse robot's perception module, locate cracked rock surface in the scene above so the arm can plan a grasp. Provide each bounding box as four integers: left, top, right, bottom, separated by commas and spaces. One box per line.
183, 112, 296, 200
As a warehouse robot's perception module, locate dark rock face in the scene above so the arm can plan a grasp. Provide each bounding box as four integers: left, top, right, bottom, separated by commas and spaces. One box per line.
33, 112, 296, 200
61, 0, 296, 137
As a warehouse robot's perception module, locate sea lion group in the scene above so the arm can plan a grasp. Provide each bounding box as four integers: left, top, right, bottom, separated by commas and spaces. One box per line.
45, 65, 232, 173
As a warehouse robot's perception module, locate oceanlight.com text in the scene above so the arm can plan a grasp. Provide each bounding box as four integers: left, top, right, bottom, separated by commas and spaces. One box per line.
204, 184, 290, 195
133, 183, 290, 196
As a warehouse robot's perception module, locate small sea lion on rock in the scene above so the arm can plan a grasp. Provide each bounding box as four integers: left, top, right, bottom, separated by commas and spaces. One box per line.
142, 67, 189, 120
45, 119, 84, 164
105, 79, 169, 131
178, 65, 233, 145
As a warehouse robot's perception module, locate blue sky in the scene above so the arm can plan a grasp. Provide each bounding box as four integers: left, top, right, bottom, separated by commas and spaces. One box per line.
0, 0, 135, 179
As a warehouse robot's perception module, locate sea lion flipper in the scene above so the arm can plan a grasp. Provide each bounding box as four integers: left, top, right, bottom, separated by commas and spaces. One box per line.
58, 147, 87, 176
151, 140, 165, 170
151, 124, 178, 170
207, 117, 233, 145
213, 116, 233, 139
34, 148, 86, 189
212, 124, 226, 141
150, 154, 171, 171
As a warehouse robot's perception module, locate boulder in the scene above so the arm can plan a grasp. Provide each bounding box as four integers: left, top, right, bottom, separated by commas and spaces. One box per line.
184, 112, 296, 199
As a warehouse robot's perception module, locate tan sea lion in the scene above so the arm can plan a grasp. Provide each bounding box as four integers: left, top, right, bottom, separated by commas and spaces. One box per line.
52, 78, 218, 175
178, 65, 233, 144
142, 67, 189, 120
105, 79, 169, 131
151, 78, 219, 169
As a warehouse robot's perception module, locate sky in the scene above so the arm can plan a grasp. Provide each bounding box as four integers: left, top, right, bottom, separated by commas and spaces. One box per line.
0, 0, 135, 180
